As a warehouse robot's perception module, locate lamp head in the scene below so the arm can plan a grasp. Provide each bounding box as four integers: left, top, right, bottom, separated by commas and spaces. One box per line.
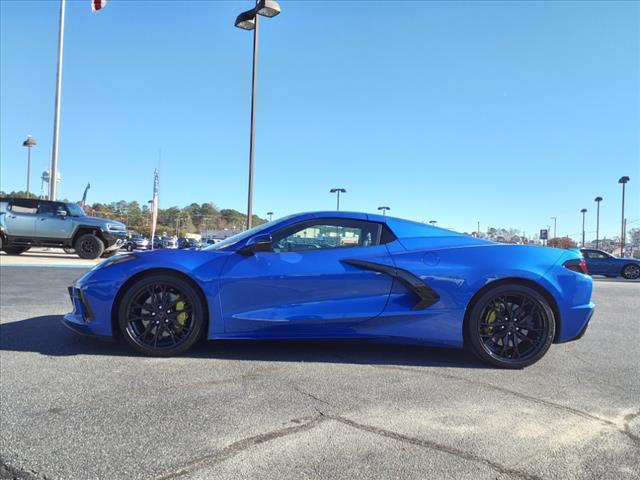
22, 135, 36, 147
256, 0, 281, 17
594, 196, 603, 202
618, 176, 630, 184
235, 10, 256, 30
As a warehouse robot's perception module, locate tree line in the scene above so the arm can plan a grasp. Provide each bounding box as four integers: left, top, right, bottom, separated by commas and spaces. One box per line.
0, 190, 266, 236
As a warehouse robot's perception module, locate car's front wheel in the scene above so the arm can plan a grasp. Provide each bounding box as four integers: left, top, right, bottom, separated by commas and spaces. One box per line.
467, 284, 555, 369
75, 234, 105, 259
622, 264, 640, 280
118, 274, 206, 356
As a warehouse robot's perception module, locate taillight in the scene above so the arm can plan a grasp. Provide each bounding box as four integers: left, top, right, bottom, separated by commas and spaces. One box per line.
564, 258, 589, 275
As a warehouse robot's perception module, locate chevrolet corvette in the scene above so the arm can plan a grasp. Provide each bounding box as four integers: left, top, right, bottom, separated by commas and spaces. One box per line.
64, 211, 595, 368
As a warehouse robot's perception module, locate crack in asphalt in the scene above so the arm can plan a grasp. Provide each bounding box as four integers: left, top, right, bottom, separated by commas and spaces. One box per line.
623, 410, 640, 443
148, 414, 328, 480
374, 364, 640, 446
291, 384, 334, 406
330, 415, 542, 480
0, 455, 49, 480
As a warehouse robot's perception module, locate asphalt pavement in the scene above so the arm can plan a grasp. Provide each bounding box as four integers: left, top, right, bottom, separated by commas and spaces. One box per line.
0, 267, 638, 480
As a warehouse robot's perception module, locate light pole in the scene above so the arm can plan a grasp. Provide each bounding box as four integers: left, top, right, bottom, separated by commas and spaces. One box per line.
22, 135, 37, 194
330, 188, 346, 211
377, 206, 390, 216
618, 176, 630, 257
550, 217, 557, 239
235, 0, 282, 229
594, 197, 602, 249
580, 208, 587, 247
49, 0, 66, 201
429, 220, 437, 226
267, 211, 273, 221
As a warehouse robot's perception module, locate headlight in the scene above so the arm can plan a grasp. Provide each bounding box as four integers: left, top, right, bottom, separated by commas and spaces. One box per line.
91, 253, 138, 271
106, 223, 126, 231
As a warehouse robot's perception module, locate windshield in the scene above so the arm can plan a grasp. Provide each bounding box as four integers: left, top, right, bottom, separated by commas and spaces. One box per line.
66, 203, 85, 217
204, 216, 294, 251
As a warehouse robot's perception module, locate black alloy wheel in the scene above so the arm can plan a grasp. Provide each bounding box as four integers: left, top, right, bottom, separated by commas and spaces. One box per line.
622, 264, 640, 280
75, 234, 105, 259
118, 274, 205, 356
467, 285, 555, 368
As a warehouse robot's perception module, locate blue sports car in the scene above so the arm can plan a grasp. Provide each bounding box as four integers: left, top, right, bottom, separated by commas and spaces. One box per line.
580, 248, 640, 280
65, 211, 595, 368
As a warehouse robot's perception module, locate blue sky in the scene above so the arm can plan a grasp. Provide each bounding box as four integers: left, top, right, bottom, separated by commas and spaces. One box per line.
1, 0, 638, 240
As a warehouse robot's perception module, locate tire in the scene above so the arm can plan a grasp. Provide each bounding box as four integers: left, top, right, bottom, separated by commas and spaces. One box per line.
622, 264, 640, 280
126, 243, 134, 252
118, 273, 206, 356
3, 246, 29, 255
466, 284, 555, 369
74, 234, 105, 259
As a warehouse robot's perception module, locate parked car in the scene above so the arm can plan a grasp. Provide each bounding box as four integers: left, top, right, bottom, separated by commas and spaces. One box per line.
161, 237, 177, 249
64, 211, 594, 368
580, 248, 640, 280
0, 197, 126, 259
123, 235, 150, 252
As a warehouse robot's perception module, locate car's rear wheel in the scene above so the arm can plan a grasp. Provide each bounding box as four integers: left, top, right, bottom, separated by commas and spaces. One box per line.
118, 274, 206, 356
622, 264, 640, 280
2, 246, 29, 255
126, 243, 134, 252
467, 284, 555, 369
75, 234, 105, 259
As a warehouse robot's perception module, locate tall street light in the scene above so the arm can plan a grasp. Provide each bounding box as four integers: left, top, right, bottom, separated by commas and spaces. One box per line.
377, 206, 390, 216
429, 220, 437, 225
330, 188, 346, 211
618, 176, 630, 257
235, 0, 282, 229
580, 208, 587, 247
550, 217, 557, 239
594, 197, 603, 249
22, 135, 37, 194
267, 211, 274, 221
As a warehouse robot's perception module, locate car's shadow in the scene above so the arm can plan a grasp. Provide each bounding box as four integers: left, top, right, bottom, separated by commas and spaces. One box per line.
0, 315, 488, 369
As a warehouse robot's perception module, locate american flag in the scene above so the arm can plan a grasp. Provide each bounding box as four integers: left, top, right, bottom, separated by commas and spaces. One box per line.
150, 169, 159, 249
91, 0, 108, 12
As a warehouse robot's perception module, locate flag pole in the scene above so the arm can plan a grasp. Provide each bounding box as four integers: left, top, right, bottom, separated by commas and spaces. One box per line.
49, 0, 66, 201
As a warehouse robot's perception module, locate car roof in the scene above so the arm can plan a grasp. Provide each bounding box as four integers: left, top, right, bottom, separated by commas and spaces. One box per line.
282, 211, 462, 239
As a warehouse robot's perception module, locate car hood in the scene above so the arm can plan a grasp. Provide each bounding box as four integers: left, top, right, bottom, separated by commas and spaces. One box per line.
77, 216, 126, 229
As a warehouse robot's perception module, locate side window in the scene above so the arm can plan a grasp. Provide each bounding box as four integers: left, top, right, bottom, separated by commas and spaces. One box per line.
592, 251, 608, 259
9, 199, 37, 214
38, 203, 56, 216
272, 219, 383, 253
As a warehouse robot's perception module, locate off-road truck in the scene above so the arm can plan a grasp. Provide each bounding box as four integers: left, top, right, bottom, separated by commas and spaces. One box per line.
0, 197, 127, 259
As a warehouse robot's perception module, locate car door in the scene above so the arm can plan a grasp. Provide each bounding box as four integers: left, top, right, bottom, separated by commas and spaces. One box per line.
219, 218, 395, 336
583, 250, 608, 275
4, 199, 37, 237
35, 202, 74, 239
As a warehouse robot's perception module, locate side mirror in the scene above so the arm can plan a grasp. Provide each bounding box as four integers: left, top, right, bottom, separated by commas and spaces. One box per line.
57, 210, 68, 218
237, 234, 272, 256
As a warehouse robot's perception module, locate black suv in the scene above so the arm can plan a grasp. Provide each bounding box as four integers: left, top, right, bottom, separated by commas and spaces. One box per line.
0, 197, 127, 259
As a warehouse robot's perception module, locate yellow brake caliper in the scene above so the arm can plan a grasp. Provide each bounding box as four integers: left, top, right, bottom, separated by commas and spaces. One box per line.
483, 306, 498, 336
175, 299, 189, 333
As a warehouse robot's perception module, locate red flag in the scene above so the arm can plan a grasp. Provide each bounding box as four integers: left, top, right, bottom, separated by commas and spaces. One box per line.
91, 0, 107, 12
